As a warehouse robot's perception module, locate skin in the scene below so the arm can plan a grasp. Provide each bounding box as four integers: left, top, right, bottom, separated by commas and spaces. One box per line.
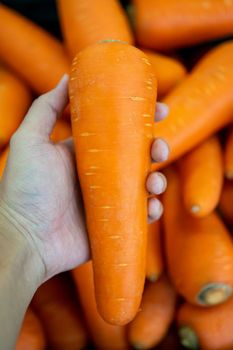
0, 74, 169, 350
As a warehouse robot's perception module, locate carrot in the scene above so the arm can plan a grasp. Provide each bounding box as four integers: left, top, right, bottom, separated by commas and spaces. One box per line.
69, 41, 157, 325
0, 4, 70, 94
16, 308, 46, 350
51, 120, 72, 143
163, 166, 233, 306
146, 220, 163, 282
151, 40, 233, 172
224, 125, 233, 179
128, 275, 176, 349
179, 136, 223, 217
57, 0, 133, 59
133, 0, 233, 50
72, 262, 128, 349
219, 180, 233, 227
0, 147, 9, 178
143, 50, 187, 98
32, 275, 87, 350
0, 64, 31, 148
177, 298, 233, 350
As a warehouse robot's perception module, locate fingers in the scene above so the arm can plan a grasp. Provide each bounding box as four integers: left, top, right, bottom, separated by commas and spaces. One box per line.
59, 137, 75, 157
151, 138, 170, 163
155, 102, 169, 122
148, 198, 163, 223
146, 172, 167, 195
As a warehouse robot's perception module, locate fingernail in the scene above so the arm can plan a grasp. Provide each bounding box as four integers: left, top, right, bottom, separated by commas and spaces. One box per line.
152, 138, 170, 163
155, 102, 169, 121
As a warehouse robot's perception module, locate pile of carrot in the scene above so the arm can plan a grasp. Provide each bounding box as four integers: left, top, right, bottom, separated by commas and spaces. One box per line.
0, 0, 233, 348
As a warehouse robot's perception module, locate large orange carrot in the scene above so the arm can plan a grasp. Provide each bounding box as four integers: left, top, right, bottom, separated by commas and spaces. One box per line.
224, 126, 233, 179
69, 41, 157, 325
177, 298, 233, 350
33, 275, 87, 350
0, 4, 70, 94
219, 180, 233, 227
133, 0, 233, 50
179, 136, 223, 217
0, 64, 31, 148
51, 120, 72, 143
57, 0, 133, 59
146, 220, 163, 282
163, 166, 233, 306
151, 40, 233, 172
0, 147, 9, 178
143, 50, 187, 98
73, 262, 128, 349
16, 309, 46, 350
128, 276, 176, 349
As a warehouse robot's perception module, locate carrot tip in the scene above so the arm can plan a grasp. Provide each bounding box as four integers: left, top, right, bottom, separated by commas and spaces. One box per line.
225, 170, 233, 180
197, 283, 232, 306
178, 326, 199, 349
146, 274, 159, 282
190, 205, 200, 214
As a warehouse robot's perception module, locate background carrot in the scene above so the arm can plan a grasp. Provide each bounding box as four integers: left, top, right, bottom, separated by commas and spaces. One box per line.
50, 120, 71, 143
0, 4, 70, 94
151, 40, 233, 172
143, 50, 187, 98
177, 298, 233, 350
219, 180, 233, 227
179, 136, 223, 217
163, 166, 233, 306
69, 41, 157, 325
16, 308, 46, 350
133, 0, 233, 50
128, 275, 176, 349
146, 220, 163, 282
72, 262, 128, 349
57, 0, 133, 59
224, 125, 233, 179
32, 275, 87, 350
0, 147, 9, 178
0, 64, 31, 149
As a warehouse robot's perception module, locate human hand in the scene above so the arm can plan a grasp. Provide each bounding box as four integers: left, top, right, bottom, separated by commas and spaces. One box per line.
0, 75, 169, 283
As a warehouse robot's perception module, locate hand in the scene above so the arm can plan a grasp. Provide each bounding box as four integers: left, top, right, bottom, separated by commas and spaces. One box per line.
0, 75, 169, 283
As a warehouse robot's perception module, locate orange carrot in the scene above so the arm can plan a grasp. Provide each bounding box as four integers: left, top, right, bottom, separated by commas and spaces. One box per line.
151, 40, 233, 172
179, 136, 223, 217
146, 220, 163, 282
0, 4, 70, 94
16, 309, 46, 350
57, 0, 133, 59
219, 180, 233, 227
0, 64, 31, 148
143, 50, 187, 98
33, 275, 87, 350
69, 41, 157, 325
0, 147, 9, 178
163, 166, 233, 306
73, 262, 128, 349
177, 298, 233, 350
128, 276, 176, 349
224, 125, 233, 179
51, 120, 72, 143
133, 0, 233, 50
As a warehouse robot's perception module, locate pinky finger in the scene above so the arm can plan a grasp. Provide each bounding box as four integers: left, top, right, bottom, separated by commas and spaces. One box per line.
148, 197, 163, 224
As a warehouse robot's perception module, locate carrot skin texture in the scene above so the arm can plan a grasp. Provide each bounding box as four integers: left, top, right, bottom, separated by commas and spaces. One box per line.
0, 4, 70, 93
219, 180, 233, 227
151, 40, 233, 171
224, 126, 233, 179
0, 65, 31, 148
163, 167, 233, 306
73, 262, 128, 349
146, 220, 163, 282
128, 276, 176, 349
179, 136, 223, 217
133, 0, 233, 50
69, 42, 157, 325
16, 309, 46, 350
57, 0, 134, 58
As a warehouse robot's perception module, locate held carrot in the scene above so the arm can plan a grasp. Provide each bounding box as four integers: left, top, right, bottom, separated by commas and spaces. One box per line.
128, 275, 176, 349
72, 262, 128, 349
0, 64, 31, 148
57, 0, 133, 59
177, 298, 233, 350
146, 220, 163, 282
143, 50, 187, 98
33, 275, 87, 350
69, 41, 157, 325
163, 166, 233, 306
0, 4, 70, 93
16, 309, 46, 350
0, 147, 9, 178
151, 40, 233, 172
133, 0, 233, 50
179, 136, 223, 217
51, 120, 72, 143
224, 126, 233, 179
219, 180, 233, 227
